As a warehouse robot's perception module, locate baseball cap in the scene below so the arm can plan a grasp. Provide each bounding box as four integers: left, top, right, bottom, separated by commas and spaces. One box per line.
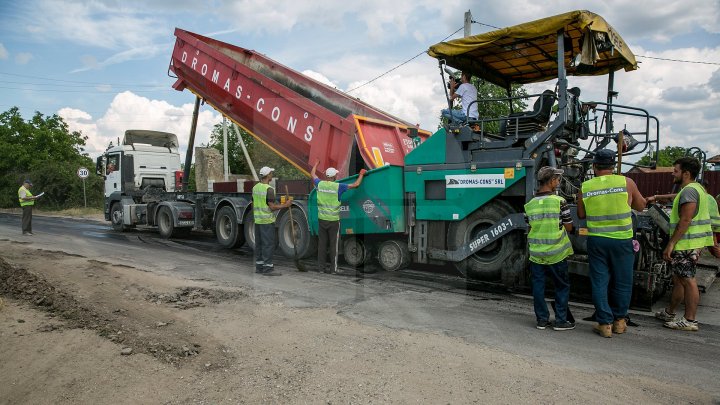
258, 166, 275, 177
592, 149, 616, 165
537, 166, 564, 182
325, 167, 339, 177
24, 179, 33, 185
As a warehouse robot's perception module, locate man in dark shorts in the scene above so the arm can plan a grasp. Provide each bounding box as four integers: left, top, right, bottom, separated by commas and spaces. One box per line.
647, 157, 713, 331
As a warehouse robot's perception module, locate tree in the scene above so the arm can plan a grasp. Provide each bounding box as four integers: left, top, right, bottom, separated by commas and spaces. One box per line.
0, 107, 103, 209
207, 121, 305, 180
636, 146, 695, 167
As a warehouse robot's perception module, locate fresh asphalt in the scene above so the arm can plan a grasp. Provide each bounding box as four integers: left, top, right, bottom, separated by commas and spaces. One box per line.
1, 212, 719, 398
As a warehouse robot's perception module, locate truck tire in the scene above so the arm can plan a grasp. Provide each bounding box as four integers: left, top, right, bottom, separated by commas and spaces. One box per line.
110, 202, 132, 232
157, 206, 191, 239
447, 200, 527, 286
343, 236, 372, 268
277, 207, 317, 259
215, 206, 245, 249
377, 240, 410, 272
243, 212, 256, 251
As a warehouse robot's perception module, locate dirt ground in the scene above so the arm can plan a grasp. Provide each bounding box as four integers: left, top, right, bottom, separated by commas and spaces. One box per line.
0, 238, 715, 405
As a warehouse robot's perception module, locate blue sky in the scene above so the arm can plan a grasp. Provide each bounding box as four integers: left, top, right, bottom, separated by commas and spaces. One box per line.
1, 0, 718, 164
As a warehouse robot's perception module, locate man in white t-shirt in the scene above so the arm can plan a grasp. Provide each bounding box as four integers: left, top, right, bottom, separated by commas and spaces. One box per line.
441, 71, 478, 124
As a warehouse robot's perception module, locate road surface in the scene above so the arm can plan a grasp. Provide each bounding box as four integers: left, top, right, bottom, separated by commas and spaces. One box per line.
1, 212, 719, 402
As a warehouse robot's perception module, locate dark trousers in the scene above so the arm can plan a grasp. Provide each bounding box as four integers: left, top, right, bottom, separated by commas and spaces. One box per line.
254, 223, 276, 272
22, 205, 32, 233
588, 236, 634, 324
531, 260, 570, 323
317, 219, 340, 272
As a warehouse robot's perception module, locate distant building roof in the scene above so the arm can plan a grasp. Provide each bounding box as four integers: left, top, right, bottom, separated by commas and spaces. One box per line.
626, 166, 674, 174
708, 154, 720, 164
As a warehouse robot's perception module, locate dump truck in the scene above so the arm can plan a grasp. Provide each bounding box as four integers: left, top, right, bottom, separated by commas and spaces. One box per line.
100, 10, 685, 308
97, 28, 431, 257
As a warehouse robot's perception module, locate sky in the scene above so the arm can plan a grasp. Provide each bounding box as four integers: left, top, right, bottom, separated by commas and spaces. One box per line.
1, 0, 719, 166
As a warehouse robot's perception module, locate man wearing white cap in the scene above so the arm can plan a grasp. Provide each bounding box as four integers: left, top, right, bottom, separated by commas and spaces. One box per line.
311, 160, 366, 274
252, 166, 292, 276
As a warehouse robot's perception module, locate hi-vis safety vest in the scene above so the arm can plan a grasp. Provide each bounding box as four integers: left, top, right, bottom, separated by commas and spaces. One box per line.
670, 183, 714, 250
252, 183, 275, 224
317, 180, 341, 221
707, 193, 720, 233
18, 186, 34, 207
581, 175, 633, 239
525, 195, 573, 265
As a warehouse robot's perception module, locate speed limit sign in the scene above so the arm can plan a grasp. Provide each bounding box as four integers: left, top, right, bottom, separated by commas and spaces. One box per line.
77, 167, 90, 179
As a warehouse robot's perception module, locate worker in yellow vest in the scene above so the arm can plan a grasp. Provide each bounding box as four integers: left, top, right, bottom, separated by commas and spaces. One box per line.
524, 166, 575, 331
646, 157, 714, 331
18, 179, 40, 236
252, 166, 292, 276
577, 149, 646, 338
311, 159, 366, 274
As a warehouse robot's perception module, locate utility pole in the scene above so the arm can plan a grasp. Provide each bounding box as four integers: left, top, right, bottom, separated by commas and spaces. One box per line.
464, 10, 472, 38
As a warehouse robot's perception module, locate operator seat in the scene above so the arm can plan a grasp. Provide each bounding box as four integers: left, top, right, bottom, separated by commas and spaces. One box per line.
502, 89, 556, 137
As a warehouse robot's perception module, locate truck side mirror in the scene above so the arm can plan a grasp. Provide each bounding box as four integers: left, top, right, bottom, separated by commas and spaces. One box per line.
95, 156, 104, 176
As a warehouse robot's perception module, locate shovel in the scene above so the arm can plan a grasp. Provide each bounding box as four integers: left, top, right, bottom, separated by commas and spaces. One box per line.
285, 186, 306, 271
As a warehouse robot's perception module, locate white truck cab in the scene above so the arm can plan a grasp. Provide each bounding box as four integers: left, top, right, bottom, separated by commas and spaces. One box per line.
97, 130, 182, 196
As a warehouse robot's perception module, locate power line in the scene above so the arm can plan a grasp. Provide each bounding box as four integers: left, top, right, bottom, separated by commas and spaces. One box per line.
346, 26, 464, 93
0, 86, 172, 94
636, 55, 720, 66
0, 71, 165, 87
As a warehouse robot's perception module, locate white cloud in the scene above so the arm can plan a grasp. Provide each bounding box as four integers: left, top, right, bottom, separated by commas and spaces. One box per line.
0, 43, 8, 60
20, 0, 167, 50
15, 52, 33, 65
70, 43, 169, 73
60, 91, 222, 159
300, 70, 337, 88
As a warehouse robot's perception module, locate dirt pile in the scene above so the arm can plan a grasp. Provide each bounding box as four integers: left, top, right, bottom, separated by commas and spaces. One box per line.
0, 255, 239, 366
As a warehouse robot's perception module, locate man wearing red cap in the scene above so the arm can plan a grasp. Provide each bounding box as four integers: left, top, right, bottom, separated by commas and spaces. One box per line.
311, 160, 366, 274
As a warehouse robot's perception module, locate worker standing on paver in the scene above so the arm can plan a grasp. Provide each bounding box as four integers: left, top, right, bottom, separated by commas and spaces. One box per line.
577, 149, 646, 338
525, 166, 575, 331
252, 166, 292, 276
647, 157, 714, 330
311, 159, 366, 274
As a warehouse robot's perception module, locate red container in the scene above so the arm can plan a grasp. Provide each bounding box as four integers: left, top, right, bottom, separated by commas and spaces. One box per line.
169, 29, 430, 179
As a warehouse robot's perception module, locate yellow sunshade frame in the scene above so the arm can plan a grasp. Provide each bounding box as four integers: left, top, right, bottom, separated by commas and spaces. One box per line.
427, 10, 637, 87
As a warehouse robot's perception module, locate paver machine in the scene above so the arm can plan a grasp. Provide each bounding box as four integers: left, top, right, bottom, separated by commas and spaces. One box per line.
333, 10, 667, 307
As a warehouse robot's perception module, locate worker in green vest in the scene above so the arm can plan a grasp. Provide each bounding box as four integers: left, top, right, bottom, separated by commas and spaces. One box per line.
311, 159, 366, 274
525, 166, 575, 331
577, 149, 646, 338
647, 157, 714, 331
18, 179, 40, 236
252, 166, 292, 276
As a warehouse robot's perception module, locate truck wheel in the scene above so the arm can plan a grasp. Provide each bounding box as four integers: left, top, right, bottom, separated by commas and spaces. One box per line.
277, 207, 317, 259
157, 206, 178, 239
243, 212, 256, 251
377, 240, 410, 272
343, 236, 372, 268
110, 202, 130, 232
447, 200, 527, 286
215, 206, 245, 248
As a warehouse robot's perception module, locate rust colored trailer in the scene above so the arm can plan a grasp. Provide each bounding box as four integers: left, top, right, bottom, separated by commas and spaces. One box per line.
169, 29, 431, 178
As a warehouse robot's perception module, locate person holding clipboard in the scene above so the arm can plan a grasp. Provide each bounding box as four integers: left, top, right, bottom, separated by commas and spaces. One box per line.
18, 179, 42, 236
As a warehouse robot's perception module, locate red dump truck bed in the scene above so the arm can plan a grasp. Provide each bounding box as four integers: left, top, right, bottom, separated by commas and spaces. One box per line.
169, 28, 431, 178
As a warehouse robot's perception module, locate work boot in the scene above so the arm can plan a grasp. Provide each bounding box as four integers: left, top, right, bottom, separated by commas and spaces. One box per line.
612, 318, 627, 334
593, 323, 612, 338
